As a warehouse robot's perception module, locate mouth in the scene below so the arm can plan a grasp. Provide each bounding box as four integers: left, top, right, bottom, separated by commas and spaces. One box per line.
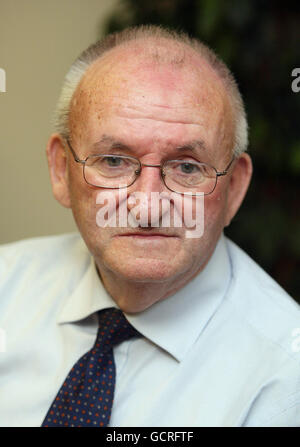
117, 233, 177, 238
112, 231, 181, 251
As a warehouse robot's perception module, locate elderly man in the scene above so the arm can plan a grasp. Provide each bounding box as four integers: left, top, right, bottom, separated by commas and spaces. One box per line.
0, 25, 299, 427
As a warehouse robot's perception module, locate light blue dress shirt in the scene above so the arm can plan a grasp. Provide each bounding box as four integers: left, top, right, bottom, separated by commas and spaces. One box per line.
0, 232, 299, 427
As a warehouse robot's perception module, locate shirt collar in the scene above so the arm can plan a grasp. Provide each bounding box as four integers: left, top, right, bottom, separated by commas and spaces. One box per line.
57, 258, 115, 324
58, 233, 232, 362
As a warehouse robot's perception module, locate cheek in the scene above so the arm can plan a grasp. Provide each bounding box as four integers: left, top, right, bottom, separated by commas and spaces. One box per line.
68, 165, 86, 206
203, 187, 229, 234
174, 190, 226, 231
67, 164, 100, 228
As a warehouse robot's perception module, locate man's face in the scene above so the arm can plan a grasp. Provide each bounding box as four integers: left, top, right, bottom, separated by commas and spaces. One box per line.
52, 43, 246, 311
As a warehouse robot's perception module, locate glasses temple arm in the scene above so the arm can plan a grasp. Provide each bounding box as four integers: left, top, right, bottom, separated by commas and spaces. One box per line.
216, 155, 236, 177
66, 139, 85, 164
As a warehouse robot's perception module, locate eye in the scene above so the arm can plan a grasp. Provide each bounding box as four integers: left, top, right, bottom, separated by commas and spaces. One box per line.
88, 155, 126, 169
103, 156, 123, 167
179, 162, 199, 174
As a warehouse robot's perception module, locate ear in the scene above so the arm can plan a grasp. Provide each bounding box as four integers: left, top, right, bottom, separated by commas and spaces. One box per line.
224, 152, 253, 227
46, 133, 71, 208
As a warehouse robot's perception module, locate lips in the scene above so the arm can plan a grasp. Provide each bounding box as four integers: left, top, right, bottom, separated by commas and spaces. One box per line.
117, 232, 177, 238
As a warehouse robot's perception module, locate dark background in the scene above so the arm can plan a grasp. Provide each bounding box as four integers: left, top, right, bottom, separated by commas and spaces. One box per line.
101, 0, 300, 302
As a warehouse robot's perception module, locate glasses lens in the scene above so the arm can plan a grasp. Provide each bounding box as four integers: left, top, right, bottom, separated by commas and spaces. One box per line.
84, 155, 139, 187
163, 160, 217, 195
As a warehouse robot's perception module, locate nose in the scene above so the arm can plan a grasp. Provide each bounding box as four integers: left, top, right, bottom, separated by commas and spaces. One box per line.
135, 163, 165, 193
127, 163, 166, 227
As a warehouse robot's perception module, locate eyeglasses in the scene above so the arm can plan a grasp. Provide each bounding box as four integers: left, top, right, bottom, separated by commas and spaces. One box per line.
66, 139, 235, 196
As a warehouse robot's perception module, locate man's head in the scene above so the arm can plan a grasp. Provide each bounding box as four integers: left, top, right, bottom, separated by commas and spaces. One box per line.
47, 25, 252, 312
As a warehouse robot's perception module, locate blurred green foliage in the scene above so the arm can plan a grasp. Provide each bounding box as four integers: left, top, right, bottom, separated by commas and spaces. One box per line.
103, 0, 300, 301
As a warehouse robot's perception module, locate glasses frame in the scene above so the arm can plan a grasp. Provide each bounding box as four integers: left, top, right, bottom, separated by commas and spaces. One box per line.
65, 139, 235, 196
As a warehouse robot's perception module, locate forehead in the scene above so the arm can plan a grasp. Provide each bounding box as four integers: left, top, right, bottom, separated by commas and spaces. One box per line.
69, 40, 233, 157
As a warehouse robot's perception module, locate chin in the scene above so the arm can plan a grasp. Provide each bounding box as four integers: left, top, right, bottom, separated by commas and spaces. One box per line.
116, 298, 157, 314
104, 255, 183, 283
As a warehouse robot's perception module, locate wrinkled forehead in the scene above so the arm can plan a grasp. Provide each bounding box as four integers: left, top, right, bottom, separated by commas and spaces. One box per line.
69, 40, 233, 150
73, 40, 227, 105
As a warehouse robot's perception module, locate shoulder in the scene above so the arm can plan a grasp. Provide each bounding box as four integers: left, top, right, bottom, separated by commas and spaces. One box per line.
224, 236, 300, 358
220, 237, 300, 427
0, 232, 89, 275
226, 236, 298, 309
0, 233, 91, 310
0, 232, 83, 256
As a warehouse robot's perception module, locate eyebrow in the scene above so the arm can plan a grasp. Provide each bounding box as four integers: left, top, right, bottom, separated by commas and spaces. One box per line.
92, 135, 130, 152
175, 140, 207, 153
91, 135, 207, 154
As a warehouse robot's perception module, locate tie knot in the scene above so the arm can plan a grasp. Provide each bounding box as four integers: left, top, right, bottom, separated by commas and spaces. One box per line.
94, 307, 140, 352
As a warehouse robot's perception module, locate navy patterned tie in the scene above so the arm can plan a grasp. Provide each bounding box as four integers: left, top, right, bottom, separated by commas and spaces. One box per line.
42, 307, 140, 427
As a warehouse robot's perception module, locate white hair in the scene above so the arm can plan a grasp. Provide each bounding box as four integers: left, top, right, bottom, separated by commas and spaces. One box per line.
54, 25, 248, 156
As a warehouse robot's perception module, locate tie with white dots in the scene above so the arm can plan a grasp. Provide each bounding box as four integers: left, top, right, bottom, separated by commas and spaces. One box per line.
42, 307, 140, 427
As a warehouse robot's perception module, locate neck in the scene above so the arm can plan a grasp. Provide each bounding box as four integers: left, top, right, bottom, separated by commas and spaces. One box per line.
94, 249, 214, 314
